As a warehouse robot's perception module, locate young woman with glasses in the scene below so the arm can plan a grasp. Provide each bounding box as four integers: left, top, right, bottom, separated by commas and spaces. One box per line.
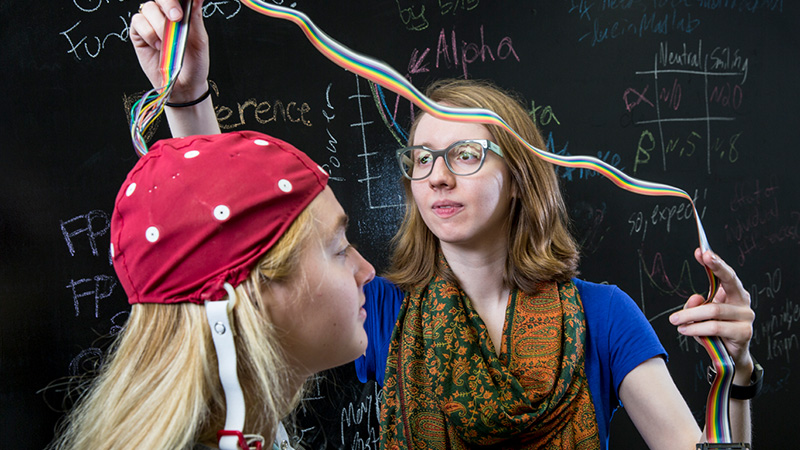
130, 2, 756, 449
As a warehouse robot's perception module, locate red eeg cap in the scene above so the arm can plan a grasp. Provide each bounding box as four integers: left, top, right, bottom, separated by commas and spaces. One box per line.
110, 131, 329, 304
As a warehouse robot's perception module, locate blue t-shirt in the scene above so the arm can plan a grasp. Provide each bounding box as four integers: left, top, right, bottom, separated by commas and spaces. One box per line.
355, 277, 667, 449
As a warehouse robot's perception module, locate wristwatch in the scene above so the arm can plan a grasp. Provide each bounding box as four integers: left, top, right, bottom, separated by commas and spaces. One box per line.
706, 355, 764, 400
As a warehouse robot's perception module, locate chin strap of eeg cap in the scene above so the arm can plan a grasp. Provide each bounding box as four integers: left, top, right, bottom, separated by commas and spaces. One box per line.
206, 283, 259, 450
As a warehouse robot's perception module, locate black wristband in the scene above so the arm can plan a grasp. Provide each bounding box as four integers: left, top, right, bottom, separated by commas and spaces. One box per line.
706, 355, 764, 400
166, 82, 211, 108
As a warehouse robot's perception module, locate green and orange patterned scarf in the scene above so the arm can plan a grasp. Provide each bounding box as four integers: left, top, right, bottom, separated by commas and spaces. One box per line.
380, 259, 600, 449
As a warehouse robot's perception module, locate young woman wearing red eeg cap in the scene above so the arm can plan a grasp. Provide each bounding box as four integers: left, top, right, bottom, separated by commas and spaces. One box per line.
122, 1, 758, 449
49, 131, 375, 449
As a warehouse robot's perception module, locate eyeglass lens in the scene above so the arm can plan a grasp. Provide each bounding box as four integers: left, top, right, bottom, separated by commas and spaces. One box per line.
400, 141, 486, 179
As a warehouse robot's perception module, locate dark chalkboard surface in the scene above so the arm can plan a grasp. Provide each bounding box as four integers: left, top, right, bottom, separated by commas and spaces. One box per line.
1, 1, 796, 448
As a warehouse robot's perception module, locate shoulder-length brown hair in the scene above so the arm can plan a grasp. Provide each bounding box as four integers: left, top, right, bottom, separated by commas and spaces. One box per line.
385, 79, 579, 294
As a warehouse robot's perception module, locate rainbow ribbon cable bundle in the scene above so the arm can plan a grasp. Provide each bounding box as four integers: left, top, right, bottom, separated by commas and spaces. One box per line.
129, 0, 193, 156
239, 2, 742, 446
132, 0, 743, 445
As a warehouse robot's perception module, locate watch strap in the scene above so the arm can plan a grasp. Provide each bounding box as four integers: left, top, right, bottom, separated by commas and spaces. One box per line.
707, 355, 763, 400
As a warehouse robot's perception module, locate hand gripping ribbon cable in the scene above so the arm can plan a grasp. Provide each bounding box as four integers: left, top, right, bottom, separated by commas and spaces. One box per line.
128, 0, 742, 446
129, 1, 193, 156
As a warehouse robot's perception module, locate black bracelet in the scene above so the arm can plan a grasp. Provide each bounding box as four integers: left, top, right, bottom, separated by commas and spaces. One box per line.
706, 355, 764, 400
166, 82, 211, 108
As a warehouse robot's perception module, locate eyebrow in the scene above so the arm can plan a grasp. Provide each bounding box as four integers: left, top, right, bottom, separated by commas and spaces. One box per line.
323, 213, 349, 245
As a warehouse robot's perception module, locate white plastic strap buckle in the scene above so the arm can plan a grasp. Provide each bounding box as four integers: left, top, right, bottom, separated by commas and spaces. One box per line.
205, 283, 247, 450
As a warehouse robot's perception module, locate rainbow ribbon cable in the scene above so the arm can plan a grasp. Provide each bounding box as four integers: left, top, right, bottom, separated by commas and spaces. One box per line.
129, 0, 193, 156
235, 0, 732, 442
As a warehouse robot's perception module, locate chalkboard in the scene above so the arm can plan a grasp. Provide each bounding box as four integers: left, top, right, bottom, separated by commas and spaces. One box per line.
1, 1, 796, 448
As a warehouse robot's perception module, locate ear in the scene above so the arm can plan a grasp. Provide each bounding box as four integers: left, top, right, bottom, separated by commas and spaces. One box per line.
508, 171, 520, 199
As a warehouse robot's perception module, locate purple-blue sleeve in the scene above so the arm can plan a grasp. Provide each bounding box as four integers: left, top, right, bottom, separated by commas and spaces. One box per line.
604, 285, 667, 397
354, 277, 404, 386
577, 278, 667, 449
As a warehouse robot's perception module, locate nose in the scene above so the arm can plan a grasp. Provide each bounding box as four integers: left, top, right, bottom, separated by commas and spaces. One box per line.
426, 155, 455, 188
353, 249, 375, 286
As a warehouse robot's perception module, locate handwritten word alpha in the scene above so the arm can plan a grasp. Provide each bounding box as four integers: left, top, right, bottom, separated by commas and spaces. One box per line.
408, 25, 519, 79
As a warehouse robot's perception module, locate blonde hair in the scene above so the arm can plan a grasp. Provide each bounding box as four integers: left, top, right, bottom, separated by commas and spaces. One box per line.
385, 79, 579, 293
49, 206, 316, 450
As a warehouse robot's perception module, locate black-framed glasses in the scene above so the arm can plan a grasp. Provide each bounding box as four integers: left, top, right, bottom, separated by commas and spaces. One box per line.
396, 139, 504, 181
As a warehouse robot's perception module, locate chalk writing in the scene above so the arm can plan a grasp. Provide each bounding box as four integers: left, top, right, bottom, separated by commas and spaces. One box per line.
749, 268, 781, 310
638, 249, 698, 301
60, 210, 111, 258
66, 275, 118, 317
202, 0, 243, 19
69, 348, 103, 376
579, 9, 701, 47
353, 75, 403, 210
696, 0, 783, 13
709, 45, 749, 83
623, 84, 655, 112
201, 0, 296, 20
321, 83, 345, 182
629, 41, 747, 174
633, 129, 741, 173
549, 132, 626, 182
395, 0, 428, 31
72, 0, 125, 13
567, 1, 783, 46
395, 0, 480, 31
724, 177, 799, 266
216, 90, 313, 130
433, 25, 520, 79
369, 28, 518, 144
61, 14, 131, 61
528, 100, 561, 128
570, 201, 609, 255
659, 77, 682, 111
708, 82, 744, 110
439, 0, 480, 15
61, 0, 283, 61
340, 381, 381, 449
628, 189, 707, 241
760, 366, 791, 395
67, 311, 128, 377
750, 270, 799, 363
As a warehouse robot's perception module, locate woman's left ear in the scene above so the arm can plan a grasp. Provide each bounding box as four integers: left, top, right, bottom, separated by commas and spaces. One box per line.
510, 179, 519, 199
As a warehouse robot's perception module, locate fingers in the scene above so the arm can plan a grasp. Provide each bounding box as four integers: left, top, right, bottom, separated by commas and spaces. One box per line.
679, 319, 754, 358
670, 301, 755, 329
154, 0, 187, 22
695, 248, 750, 307
131, 2, 168, 49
